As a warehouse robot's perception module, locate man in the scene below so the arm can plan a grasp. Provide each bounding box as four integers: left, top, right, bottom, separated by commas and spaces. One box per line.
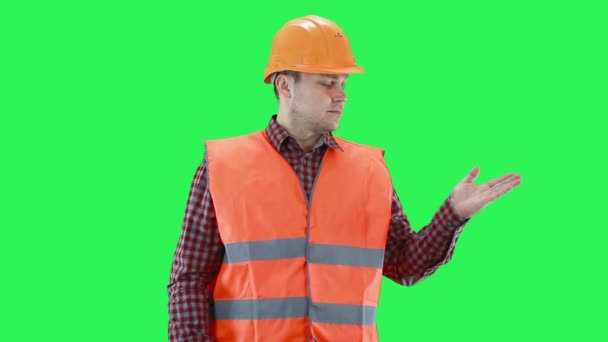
168, 15, 521, 341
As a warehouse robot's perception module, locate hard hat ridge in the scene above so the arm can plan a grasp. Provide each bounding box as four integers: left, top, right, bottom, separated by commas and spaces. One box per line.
263, 15, 364, 84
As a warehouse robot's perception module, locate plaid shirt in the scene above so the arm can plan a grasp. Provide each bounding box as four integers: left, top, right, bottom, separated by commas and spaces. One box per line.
168, 115, 469, 341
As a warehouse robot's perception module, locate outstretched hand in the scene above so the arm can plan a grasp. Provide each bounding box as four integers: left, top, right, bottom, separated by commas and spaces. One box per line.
449, 166, 521, 219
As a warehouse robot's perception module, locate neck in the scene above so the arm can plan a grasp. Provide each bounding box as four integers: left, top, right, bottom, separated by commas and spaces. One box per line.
276, 112, 321, 154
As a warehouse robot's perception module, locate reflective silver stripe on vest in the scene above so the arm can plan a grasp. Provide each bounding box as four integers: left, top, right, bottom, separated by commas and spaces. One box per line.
214, 297, 309, 320
214, 298, 376, 325
311, 302, 377, 326
308, 244, 385, 269
223, 238, 306, 263
224, 239, 384, 268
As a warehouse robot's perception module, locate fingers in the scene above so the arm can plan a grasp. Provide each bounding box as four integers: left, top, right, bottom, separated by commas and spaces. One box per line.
487, 173, 519, 187
462, 166, 480, 183
490, 176, 522, 198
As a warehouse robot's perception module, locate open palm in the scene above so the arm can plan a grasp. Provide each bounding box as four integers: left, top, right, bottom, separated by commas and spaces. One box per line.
450, 166, 521, 218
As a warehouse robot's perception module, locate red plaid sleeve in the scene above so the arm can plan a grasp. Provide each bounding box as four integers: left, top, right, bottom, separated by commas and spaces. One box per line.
383, 189, 470, 286
168, 154, 223, 341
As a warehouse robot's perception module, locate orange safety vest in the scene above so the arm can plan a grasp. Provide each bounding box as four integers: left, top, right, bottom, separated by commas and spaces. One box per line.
206, 130, 393, 342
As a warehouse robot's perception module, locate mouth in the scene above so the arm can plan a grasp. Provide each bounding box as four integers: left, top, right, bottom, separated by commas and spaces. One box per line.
327, 110, 343, 115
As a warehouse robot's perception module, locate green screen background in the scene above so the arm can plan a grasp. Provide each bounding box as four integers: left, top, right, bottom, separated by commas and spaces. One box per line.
1, 1, 606, 341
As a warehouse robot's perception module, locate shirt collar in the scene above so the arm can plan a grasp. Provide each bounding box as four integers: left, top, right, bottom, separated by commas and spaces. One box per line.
265, 115, 343, 152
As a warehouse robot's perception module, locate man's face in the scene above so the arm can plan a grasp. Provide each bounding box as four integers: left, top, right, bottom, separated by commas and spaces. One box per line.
289, 73, 349, 134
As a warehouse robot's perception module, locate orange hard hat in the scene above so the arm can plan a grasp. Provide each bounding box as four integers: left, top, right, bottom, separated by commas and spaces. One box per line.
263, 15, 365, 84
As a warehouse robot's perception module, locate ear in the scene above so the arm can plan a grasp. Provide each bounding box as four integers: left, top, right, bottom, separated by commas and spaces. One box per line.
275, 74, 293, 99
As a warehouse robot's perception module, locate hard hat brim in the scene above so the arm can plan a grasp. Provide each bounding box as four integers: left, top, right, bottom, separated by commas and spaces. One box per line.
264, 65, 365, 84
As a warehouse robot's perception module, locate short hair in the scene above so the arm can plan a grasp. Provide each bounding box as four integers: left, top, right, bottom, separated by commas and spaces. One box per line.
273, 70, 301, 100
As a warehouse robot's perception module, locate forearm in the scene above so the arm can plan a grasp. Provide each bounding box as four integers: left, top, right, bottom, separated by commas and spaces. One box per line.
384, 195, 469, 286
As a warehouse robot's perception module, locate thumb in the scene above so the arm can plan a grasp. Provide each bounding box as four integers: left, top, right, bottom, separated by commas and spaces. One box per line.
462, 166, 480, 183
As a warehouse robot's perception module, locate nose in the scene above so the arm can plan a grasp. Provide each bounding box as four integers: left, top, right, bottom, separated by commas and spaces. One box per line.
332, 88, 347, 103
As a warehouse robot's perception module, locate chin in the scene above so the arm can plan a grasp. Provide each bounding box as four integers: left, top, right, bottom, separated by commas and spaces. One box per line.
326, 123, 339, 132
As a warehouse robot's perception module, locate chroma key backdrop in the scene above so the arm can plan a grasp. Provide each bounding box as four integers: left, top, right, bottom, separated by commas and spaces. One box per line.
1, 0, 606, 341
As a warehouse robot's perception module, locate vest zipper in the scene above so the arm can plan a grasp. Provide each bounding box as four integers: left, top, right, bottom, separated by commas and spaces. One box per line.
303, 151, 327, 342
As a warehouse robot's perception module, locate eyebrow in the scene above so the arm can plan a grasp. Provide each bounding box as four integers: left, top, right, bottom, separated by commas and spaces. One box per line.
320, 75, 349, 81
